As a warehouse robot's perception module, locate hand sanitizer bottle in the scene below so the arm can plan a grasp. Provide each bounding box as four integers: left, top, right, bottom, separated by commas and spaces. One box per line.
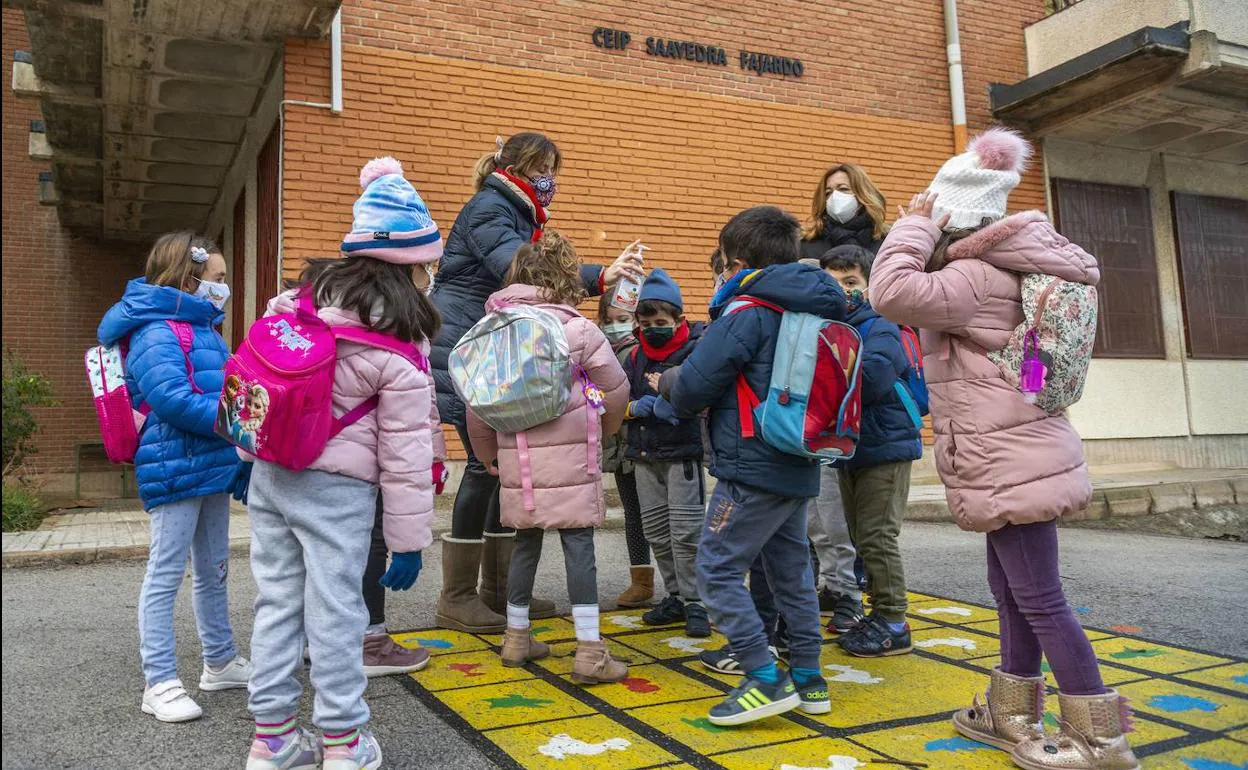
1019, 329, 1047, 405
611, 243, 647, 312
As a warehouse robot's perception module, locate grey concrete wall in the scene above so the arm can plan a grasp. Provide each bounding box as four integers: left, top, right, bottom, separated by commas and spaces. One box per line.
1024, 0, 1190, 75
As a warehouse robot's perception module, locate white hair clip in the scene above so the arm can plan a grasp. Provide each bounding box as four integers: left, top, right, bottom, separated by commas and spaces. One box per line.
494, 135, 504, 163
189, 246, 210, 263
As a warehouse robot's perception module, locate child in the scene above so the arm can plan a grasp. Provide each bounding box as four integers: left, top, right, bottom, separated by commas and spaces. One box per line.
819, 244, 921, 656
98, 232, 250, 723
623, 269, 710, 637
872, 128, 1135, 770
658, 206, 847, 726
467, 231, 630, 684
597, 295, 655, 608
243, 158, 442, 770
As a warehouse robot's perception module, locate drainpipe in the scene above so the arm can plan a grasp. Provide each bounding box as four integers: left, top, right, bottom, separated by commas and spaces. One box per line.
943, 0, 968, 152
330, 9, 343, 114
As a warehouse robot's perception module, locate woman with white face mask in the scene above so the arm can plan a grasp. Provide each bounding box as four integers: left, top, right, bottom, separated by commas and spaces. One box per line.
800, 163, 889, 262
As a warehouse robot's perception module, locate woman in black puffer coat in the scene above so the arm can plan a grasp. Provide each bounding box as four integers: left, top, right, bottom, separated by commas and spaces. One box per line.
800, 162, 889, 260
431, 132, 642, 633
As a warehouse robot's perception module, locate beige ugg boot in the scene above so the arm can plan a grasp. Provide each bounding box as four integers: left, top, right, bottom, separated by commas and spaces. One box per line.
952, 668, 1045, 751
500, 627, 550, 668
481, 532, 556, 619
1012, 690, 1139, 770
616, 566, 655, 608
571, 640, 627, 685
434, 536, 506, 633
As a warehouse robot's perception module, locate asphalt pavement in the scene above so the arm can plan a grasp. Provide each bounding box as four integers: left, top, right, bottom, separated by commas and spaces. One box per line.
2, 523, 1244, 769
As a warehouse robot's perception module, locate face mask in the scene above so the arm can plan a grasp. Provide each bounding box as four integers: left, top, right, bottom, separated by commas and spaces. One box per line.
825, 190, 860, 224
846, 288, 865, 310
642, 327, 675, 347
420, 264, 436, 295
603, 322, 634, 344
529, 174, 557, 208
194, 278, 231, 310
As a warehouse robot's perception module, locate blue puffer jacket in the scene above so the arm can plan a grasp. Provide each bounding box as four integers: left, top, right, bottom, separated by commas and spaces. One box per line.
839, 302, 923, 471
429, 172, 605, 426
98, 278, 239, 509
666, 263, 847, 499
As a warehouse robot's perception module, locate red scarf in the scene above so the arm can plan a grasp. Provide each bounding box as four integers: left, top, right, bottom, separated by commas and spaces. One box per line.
638, 321, 690, 362
495, 169, 548, 243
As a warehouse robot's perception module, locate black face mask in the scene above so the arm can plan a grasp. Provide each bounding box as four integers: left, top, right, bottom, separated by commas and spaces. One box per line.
642, 327, 676, 347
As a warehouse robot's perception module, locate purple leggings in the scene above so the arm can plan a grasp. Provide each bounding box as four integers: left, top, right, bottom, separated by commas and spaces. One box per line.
987, 520, 1105, 695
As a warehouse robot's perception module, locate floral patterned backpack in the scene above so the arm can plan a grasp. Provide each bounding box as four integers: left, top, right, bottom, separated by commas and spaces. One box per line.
988, 274, 1098, 414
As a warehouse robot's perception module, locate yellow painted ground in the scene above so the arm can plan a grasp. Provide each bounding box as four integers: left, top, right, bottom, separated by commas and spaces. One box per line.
394, 593, 1248, 770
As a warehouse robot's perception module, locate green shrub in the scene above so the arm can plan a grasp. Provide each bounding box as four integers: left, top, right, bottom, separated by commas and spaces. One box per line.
2, 482, 47, 532
2, 352, 58, 475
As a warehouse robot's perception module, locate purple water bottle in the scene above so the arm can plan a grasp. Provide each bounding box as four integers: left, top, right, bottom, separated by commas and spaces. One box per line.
1019, 329, 1047, 404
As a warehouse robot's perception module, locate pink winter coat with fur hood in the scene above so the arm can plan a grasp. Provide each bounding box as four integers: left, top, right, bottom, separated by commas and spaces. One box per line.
870, 211, 1099, 532
265, 290, 445, 553
468, 284, 629, 531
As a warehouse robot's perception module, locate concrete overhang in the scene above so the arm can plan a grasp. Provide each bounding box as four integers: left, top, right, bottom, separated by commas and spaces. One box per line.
8, 0, 341, 240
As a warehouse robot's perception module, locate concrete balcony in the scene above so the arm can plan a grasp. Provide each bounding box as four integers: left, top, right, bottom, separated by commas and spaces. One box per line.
991, 0, 1248, 164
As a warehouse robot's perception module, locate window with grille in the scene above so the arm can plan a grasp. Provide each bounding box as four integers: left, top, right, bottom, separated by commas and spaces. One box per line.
1173, 192, 1248, 359
1052, 179, 1165, 358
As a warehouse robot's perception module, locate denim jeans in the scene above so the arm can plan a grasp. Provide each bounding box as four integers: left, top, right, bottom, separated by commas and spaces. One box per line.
139, 493, 237, 686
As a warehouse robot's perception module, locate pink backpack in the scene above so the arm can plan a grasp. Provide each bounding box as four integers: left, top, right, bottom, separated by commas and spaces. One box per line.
86, 320, 198, 464
216, 291, 429, 470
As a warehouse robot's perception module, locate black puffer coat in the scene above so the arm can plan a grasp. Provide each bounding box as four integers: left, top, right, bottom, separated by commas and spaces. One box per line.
430, 172, 605, 425
800, 211, 883, 261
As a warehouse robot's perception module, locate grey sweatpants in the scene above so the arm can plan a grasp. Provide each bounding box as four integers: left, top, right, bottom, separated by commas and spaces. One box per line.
247, 461, 376, 732
508, 527, 597, 607
635, 459, 705, 605
808, 465, 861, 600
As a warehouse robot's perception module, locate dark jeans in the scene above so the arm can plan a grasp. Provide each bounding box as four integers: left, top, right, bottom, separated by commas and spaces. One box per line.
988, 520, 1105, 695
362, 494, 387, 626
451, 423, 509, 539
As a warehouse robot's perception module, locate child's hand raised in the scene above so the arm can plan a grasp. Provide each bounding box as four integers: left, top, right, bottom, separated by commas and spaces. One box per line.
898, 191, 951, 229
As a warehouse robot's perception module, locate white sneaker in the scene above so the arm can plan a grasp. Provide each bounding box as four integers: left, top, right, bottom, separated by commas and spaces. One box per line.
199, 656, 252, 691
141, 679, 203, 722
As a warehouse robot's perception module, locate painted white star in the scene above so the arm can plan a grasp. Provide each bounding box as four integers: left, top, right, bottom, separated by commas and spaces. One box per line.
538, 735, 630, 760
824, 663, 883, 684
915, 637, 978, 651
915, 606, 974, 617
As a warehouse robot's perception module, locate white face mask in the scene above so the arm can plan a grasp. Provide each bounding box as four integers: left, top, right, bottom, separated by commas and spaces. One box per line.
825, 190, 860, 224
602, 322, 634, 343
194, 278, 231, 310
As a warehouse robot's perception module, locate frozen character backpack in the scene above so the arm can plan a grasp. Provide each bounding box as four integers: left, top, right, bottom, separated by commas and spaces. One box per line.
858, 318, 930, 430
449, 304, 575, 434
216, 290, 428, 470
988, 274, 1098, 414
86, 320, 197, 464
728, 297, 864, 460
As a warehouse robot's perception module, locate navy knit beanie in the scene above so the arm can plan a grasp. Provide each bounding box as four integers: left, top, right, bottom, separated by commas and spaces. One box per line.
639, 268, 683, 312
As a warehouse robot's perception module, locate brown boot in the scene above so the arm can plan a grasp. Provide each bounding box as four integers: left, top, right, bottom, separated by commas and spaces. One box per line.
952, 667, 1044, 751
1012, 690, 1139, 770
616, 566, 655, 608
571, 640, 628, 685
500, 626, 550, 668
481, 532, 557, 619
435, 536, 506, 633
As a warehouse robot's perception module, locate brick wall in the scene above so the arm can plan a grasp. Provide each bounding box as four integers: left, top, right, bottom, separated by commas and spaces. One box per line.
2, 9, 144, 479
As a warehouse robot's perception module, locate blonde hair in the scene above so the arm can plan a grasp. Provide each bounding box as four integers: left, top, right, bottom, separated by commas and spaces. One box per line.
471, 132, 562, 191
145, 231, 220, 291
507, 229, 584, 307
803, 163, 888, 241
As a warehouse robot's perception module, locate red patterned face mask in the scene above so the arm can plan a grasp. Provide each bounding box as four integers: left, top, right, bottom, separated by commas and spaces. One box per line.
529, 174, 557, 208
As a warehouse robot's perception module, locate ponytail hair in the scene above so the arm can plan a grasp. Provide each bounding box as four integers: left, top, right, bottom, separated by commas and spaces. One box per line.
471, 132, 562, 191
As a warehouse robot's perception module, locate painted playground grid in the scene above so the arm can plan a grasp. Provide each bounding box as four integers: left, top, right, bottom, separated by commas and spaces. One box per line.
390, 592, 1248, 770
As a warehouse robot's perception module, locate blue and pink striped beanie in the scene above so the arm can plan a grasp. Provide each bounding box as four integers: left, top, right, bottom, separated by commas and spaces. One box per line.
341, 156, 442, 264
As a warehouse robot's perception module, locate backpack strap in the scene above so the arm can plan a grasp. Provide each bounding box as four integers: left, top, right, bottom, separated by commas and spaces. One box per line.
164, 320, 203, 395
328, 394, 381, 439
726, 296, 781, 439
1032, 278, 1062, 330
332, 326, 430, 373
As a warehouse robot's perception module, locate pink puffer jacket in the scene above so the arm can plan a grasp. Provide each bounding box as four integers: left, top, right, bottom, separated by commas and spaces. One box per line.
468, 285, 629, 531
266, 290, 444, 553
870, 212, 1099, 532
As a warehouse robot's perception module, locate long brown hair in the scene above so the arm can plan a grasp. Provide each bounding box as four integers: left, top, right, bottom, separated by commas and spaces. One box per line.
507, 229, 584, 307
313, 257, 441, 343
283, 257, 339, 291
471, 132, 562, 191
145, 231, 220, 291
803, 163, 888, 241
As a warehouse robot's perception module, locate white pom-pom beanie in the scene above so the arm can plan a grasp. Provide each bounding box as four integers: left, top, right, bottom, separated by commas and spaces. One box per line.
341, 156, 443, 264
929, 127, 1033, 231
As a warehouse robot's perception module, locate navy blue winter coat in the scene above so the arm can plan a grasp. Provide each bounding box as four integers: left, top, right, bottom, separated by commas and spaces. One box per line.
840, 302, 923, 471
429, 173, 605, 427
665, 264, 848, 499
98, 279, 239, 509
623, 323, 705, 463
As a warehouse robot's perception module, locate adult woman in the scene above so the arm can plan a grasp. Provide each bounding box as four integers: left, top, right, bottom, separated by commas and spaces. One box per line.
430, 132, 642, 633
800, 163, 888, 260
871, 128, 1136, 770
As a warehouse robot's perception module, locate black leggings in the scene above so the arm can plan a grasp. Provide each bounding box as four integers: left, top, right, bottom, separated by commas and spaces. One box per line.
450, 423, 509, 539
363, 494, 387, 627
615, 470, 650, 567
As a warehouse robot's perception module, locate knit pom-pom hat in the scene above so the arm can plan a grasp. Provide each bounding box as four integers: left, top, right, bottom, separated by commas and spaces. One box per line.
341, 156, 443, 264
929, 127, 1032, 231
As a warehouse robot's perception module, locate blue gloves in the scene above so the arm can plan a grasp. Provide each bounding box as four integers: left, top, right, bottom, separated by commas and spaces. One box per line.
629, 395, 657, 419
380, 551, 422, 591
652, 397, 680, 426
228, 461, 252, 504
